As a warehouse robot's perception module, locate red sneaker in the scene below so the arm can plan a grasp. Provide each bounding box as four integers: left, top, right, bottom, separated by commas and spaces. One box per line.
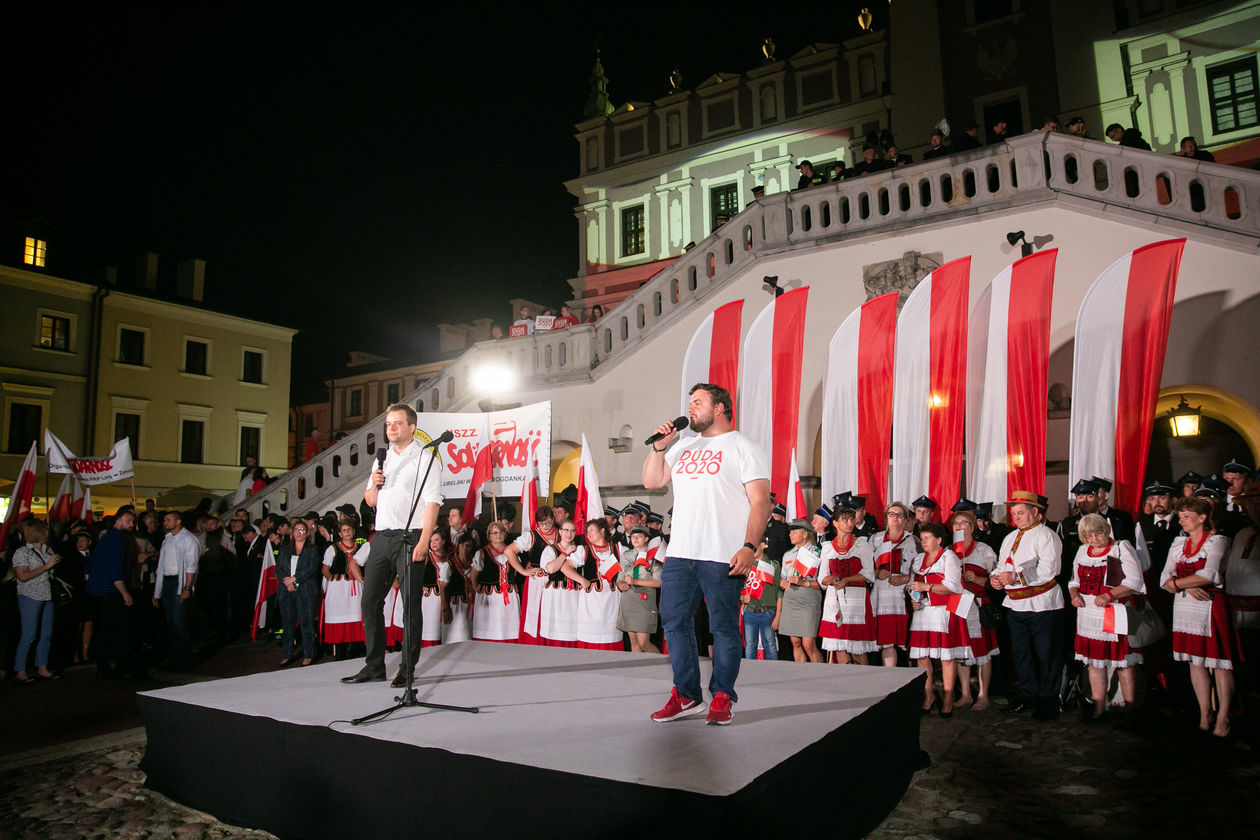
706, 691, 733, 726
651, 687, 707, 722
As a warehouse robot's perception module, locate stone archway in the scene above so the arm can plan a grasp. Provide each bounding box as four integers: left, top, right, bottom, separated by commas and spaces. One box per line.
1152, 386, 1260, 479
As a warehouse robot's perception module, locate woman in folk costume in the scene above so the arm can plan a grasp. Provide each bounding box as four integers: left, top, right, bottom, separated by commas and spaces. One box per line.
419, 530, 452, 648
321, 521, 367, 660
538, 521, 582, 646
442, 539, 474, 644
775, 520, 825, 662
906, 522, 971, 715
1161, 496, 1237, 738
616, 526, 663, 653
504, 506, 560, 645
571, 518, 624, 651
872, 502, 917, 666
950, 508, 999, 711
818, 505, 876, 664
1069, 513, 1145, 723
470, 522, 520, 642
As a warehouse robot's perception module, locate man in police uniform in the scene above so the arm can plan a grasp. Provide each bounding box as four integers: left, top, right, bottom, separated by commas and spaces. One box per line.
1224, 459, 1254, 512
341, 403, 443, 687
1089, 476, 1135, 543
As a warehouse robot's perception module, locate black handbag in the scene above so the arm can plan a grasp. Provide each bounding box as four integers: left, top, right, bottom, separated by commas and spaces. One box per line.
49, 571, 74, 608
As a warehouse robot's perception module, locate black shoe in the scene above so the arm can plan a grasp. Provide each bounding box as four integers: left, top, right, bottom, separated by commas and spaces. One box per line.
1006, 701, 1034, 714
340, 666, 386, 685
391, 671, 412, 689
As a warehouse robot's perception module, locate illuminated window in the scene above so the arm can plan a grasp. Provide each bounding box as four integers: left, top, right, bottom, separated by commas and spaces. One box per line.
710, 184, 739, 231
23, 237, 46, 267
40, 315, 70, 351
621, 205, 645, 257
1208, 58, 1259, 134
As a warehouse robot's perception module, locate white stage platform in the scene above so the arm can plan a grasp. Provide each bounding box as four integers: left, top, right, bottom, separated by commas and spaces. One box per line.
139, 642, 926, 838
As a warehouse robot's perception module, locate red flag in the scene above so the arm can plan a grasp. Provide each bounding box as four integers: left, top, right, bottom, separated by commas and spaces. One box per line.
680, 300, 744, 418
461, 442, 495, 526
740, 287, 810, 498
0, 441, 38, 547
251, 541, 279, 639
1069, 240, 1185, 514
574, 433, 604, 537
50, 474, 74, 522
521, 443, 541, 533
785, 449, 806, 522
892, 257, 970, 514
72, 482, 92, 525
822, 293, 897, 528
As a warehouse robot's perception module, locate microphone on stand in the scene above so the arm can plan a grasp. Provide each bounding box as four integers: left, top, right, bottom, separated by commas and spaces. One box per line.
644, 416, 691, 446
423, 430, 455, 449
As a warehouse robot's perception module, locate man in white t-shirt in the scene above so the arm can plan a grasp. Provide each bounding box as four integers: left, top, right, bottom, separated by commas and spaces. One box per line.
341, 403, 443, 687
642, 383, 770, 725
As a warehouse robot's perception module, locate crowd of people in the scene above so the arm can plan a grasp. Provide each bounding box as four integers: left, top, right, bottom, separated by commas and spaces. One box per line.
790, 114, 1228, 193
4, 451, 1256, 738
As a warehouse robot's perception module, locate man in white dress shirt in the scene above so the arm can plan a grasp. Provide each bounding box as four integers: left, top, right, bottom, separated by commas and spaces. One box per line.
990, 490, 1064, 721
342, 404, 443, 687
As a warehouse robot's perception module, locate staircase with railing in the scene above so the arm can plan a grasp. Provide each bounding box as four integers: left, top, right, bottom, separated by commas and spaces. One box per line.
237, 131, 1260, 520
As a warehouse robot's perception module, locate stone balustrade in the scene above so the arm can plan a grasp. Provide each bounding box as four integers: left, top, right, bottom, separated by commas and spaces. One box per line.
238, 132, 1259, 518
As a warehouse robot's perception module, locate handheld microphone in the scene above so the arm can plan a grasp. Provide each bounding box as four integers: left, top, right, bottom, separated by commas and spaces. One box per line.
375, 448, 387, 473
423, 430, 455, 449
644, 416, 691, 446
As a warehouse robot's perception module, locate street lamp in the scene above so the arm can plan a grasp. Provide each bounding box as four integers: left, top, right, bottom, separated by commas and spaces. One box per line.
1166, 395, 1201, 438
472, 360, 517, 413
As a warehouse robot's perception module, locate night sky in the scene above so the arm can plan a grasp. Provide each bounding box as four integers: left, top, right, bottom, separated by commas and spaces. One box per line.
5, 5, 886, 400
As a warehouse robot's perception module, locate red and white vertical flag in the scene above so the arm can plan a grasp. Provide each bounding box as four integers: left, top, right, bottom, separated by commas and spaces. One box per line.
49, 474, 74, 521
573, 433, 604, 536
680, 300, 744, 434
821, 292, 897, 527
785, 449, 807, 522
739, 286, 809, 499
252, 541, 278, 638
520, 442, 541, 533
460, 442, 495, 526
0, 441, 38, 547
967, 250, 1056, 504
73, 482, 93, 525
1069, 240, 1185, 514
892, 257, 970, 513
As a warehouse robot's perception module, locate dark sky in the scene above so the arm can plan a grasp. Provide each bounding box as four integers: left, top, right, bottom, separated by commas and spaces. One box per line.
4, 5, 885, 400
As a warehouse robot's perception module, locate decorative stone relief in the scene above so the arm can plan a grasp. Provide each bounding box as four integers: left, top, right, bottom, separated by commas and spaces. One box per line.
976, 37, 1017, 81
862, 251, 944, 304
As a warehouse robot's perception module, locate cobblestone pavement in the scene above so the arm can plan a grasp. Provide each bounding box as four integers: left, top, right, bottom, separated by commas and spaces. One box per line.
3, 645, 1257, 839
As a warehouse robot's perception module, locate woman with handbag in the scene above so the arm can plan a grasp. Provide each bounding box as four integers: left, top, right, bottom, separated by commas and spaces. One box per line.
12, 519, 62, 682
951, 510, 999, 711
1068, 513, 1145, 723
1161, 496, 1236, 738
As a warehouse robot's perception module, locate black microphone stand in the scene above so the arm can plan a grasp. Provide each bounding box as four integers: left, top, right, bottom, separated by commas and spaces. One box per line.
352, 439, 479, 725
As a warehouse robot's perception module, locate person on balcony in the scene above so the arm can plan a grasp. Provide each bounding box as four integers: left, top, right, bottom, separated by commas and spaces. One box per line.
1177, 136, 1215, 162
1065, 116, 1095, 140
922, 128, 950, 160
951, 121, 983, 152
795, 159, 828, 189
512, 305, 535, 336
848, 144, 891, 177
1105, 123, 1152, 150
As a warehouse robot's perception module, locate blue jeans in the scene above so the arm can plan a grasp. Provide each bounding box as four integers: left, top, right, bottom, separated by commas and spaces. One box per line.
15, 594, 54, 671
742, 607, 778, 660
159, 576, 193, 666
660, 557, 744, 703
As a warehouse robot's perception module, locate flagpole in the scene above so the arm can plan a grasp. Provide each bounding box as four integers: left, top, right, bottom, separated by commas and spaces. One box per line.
130, 477, 137, 507
42, 448, 49, 519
